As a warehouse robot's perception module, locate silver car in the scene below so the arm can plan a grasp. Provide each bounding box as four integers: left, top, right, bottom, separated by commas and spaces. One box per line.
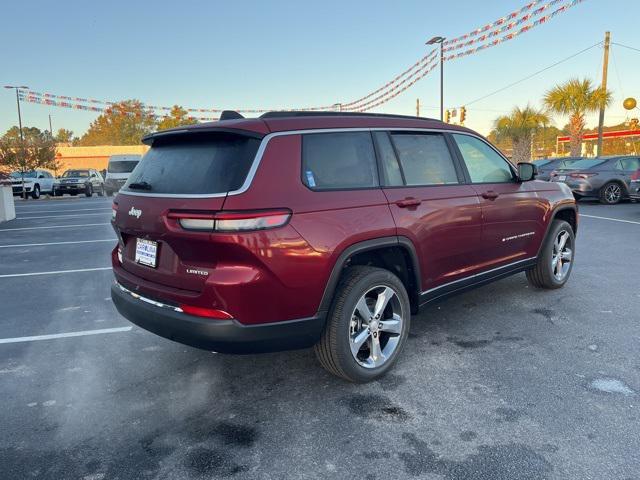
550, 156, 640, 204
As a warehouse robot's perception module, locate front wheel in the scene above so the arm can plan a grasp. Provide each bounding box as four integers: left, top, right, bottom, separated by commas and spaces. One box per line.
526, 219, 575, 289
599, 182, 623, 204
31, 184, 40, 199
314, 266, 411, 382
85, 184, 93, 197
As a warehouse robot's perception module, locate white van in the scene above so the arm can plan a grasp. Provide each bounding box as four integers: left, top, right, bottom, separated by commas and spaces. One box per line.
104, 155, 141, 196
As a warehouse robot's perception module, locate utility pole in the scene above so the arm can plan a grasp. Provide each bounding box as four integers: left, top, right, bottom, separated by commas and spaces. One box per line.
49, 114, 53, 138
596, 31, 610, 156
416, 98, 420, 117
4, 85, 28, 198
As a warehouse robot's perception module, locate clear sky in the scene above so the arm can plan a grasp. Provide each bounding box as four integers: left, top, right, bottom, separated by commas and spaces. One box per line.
1, 0, 639, 138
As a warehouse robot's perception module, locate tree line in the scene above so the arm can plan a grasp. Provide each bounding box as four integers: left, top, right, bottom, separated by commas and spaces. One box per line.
0, 102, 198, 175
488, 77, 612, 163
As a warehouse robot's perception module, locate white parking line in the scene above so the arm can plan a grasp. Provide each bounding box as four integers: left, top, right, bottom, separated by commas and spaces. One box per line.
0, 239, 116, 249
17, 213, 111, 220
0, 223, 111, 232
0, 267, 112, 278
0, 326, 132, 344
580, 214, 640, 225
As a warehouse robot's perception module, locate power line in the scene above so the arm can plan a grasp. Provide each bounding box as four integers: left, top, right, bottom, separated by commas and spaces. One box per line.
464, 41, 602, 106
612, 42, 640, 54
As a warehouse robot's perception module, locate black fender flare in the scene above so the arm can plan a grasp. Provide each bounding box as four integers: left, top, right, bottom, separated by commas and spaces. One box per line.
315, 235, 421, 316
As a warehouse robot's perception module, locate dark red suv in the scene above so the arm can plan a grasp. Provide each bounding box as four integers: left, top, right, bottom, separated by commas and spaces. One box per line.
111, 112, 578, 382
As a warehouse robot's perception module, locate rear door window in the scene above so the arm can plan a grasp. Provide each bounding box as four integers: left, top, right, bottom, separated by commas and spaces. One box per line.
302, 132, 378, 190
390, 133, 459, 186
122, 133, 260, 195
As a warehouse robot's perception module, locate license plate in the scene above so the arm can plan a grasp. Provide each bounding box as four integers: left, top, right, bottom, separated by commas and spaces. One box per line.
557, 175, 566, 182
135, 238, 158, 268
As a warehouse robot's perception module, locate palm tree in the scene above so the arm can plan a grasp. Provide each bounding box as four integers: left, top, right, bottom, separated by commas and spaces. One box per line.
494, 105, 550, 163
544, 78, 611, 157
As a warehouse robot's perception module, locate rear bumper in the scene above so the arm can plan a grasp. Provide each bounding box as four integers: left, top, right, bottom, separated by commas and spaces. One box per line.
111, 282, 325, 354
629, 183, 640, 200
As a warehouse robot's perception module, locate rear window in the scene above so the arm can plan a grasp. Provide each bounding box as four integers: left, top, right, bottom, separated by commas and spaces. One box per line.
122, 133, 260, 195
108, 161, 139, 173
565, 159, 605, 169
302, 132, 378, 190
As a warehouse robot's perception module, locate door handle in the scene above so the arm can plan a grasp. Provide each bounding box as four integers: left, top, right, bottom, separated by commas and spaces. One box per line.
481, 190, 499, 200
397, 197, 422, 208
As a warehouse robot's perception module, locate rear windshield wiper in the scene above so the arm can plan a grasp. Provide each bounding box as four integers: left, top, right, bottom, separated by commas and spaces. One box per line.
128, 181, 152, 190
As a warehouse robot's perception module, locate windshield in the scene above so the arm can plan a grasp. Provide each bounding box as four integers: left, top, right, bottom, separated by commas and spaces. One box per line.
564, 159, 605, 169
108, 160, 139, 173
123, 133, 260, 195
10, 171, 38, 179
62, 170, 90, 178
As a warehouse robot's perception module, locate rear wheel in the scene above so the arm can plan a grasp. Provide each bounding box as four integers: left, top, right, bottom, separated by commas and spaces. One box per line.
599, 182, 623, 204
526, 219, 575, 289
97, 185, 105, 197
85, 184, 93, 197
314, 266, 411, 382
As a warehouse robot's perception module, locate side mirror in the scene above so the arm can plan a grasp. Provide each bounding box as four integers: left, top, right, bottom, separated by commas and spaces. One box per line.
517, 162, 537, 182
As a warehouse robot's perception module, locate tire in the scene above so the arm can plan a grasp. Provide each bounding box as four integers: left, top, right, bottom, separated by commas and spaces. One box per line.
97, 185, 105, 197
526, 219, 575, 289
31, 184, 40, 199
106, 189, 113, 197
314, 266, 411, 383
85, 184, 93, 197
599, 182, 623, 204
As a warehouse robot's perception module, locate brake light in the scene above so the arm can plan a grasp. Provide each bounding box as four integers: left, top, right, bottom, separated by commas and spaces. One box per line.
631, 169, 640, 181
167, 209, 292, 232
111, 202, 117, 221
180, 304, 233, 319
569, 173, 596, 179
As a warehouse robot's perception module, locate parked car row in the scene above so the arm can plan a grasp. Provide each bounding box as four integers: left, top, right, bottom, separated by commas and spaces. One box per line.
8, 154, 142, 200
534, 155, 640, 204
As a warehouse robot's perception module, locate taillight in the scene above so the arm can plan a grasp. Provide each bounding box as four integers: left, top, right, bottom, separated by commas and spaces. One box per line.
631, 169, 640, 181
167, 209, 292, 232
569, 172, 596, 179
111, 202, 117, 221
180, 304, 233, 319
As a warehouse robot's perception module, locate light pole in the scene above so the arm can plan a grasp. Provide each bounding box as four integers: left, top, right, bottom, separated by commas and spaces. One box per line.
4, 85, 29, 198
426, 36, 446, 121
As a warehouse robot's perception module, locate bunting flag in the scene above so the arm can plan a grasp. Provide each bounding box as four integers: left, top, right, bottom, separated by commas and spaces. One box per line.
445, 0, 586, 62
12, 0, 587, 118
443, 0, 566, 53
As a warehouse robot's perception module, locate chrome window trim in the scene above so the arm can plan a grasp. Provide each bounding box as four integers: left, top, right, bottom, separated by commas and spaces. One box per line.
118, 127, 490, 199
116, 282, 183, 312
420, 257, 536, 296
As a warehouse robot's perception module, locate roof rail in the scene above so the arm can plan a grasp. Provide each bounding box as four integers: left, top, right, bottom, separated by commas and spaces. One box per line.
259, 111, 440, 121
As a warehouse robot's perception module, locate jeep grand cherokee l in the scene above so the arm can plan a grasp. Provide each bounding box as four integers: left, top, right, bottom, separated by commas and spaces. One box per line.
111, 111, 578, 382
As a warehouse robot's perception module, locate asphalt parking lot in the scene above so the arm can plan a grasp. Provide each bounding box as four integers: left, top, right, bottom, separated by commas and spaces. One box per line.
1, 196, 639, 480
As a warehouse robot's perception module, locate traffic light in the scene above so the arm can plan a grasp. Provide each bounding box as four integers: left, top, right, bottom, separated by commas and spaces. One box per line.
445, 109, 451, 123
460, 106, 467, 124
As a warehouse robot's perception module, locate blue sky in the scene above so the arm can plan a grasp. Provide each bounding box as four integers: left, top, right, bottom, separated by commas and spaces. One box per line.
1, 0, 639, 138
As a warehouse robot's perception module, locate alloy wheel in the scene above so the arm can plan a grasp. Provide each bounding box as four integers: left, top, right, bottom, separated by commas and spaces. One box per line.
604, 183, 622, 203
349, 285, 404, 369
551, 230, 572, 281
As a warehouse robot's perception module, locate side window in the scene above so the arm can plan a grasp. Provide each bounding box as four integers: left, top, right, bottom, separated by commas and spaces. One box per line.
302, 132, 378, 190
373, 132, 403, 186
390, 133, 459, 186
453, 134, 514, 183
619, 158, 640, 171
